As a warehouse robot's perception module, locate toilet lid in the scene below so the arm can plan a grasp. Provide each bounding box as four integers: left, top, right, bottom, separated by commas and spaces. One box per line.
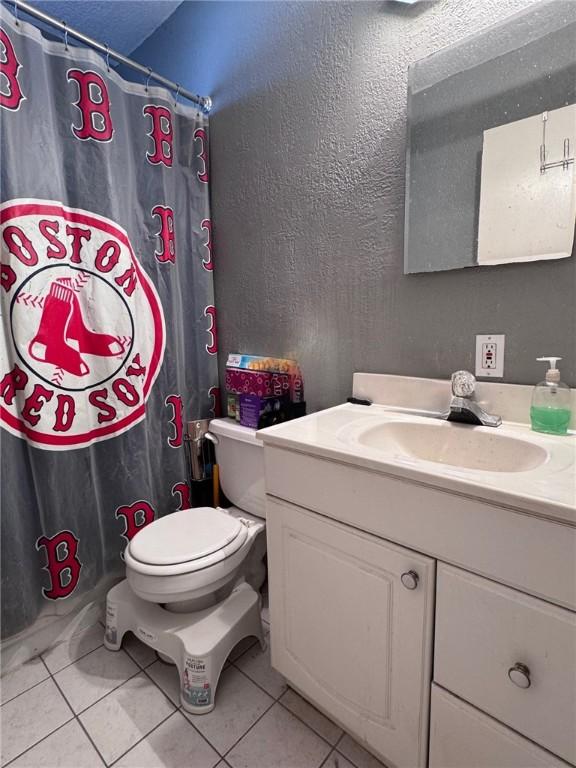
128, 507, 246, 566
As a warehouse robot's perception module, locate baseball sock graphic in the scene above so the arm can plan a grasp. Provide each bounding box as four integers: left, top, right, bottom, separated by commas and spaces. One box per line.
63, 284, 124, 357
28, 282, 90, 376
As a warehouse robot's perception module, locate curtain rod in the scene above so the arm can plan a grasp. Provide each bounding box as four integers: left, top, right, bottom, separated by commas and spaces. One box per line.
5, 0, 212, 113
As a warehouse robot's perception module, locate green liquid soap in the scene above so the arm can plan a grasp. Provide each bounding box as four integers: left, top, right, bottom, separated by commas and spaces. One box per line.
530, 406, 571, 436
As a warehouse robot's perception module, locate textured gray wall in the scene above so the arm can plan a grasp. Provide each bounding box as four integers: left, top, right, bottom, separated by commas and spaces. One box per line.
132, 0, 575, 413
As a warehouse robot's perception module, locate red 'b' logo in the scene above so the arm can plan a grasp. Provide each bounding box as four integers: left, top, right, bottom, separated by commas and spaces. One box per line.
0, 29, 25, 112
143, 105, 173, 167
36, 530, 82, 600
116, 500, 155, 557
67, 69, 114, 142
152, 205, 176, 263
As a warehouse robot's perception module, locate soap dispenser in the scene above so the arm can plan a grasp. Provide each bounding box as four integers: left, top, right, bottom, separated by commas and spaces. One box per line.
530, 357, 572, 435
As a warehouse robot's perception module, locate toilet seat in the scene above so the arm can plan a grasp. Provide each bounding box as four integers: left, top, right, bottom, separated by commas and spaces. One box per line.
126, 508, 249, 577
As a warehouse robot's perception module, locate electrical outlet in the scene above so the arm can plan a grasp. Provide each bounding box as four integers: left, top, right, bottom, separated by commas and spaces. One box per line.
482, 342, 497, 369
475, 334, 505, 378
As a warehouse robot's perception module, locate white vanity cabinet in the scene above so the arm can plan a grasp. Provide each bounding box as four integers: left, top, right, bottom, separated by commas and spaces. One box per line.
266, 496, 435, 768
260, 383, 576, 768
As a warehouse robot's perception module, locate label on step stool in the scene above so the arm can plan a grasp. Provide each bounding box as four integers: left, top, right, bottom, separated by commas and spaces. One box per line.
136, 626, 157, 644
182, 656, 211, 707
105, 602, 117, 645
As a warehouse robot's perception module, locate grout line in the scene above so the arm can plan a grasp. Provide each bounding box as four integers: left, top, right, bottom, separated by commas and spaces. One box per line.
50, 655, 180, 767
1, 715, 77, 768
140, 664, 181, 709
275, 696, 343, 752
230, 659, 285, 703
74, 716, 108, 767
57, 662, 144, 717
137, 664, 223, 760
123, 646, 157, 670
333, 743, 386, 768
108, 708, 177, 766
0, 671, 52, 708
41, 641, 105, 677
178, 708, 231, 762
47, 660, 109, 767
220, 695, 278, 760
319, 748, 337, 767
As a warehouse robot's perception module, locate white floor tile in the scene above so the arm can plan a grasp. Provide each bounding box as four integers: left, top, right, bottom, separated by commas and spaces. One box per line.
79, 672, 175, 765
183, 666, 273, 754
0, 678, 73, 765
337, 735, 387, 768
115, 710, 219, 768
323, 752, 355, 768
280, 688, 343, 745
54, 646, 138, 713
42, 624, 104, 674
0, 656, 49, 705
8, 719, 103, 768
227, 702, 331, 768
121, 633, 157, 669
234, 631, 287, 699
145, 660, 181, 706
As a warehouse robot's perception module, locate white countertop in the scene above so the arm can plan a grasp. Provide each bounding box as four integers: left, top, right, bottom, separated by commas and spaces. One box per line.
259, 403, 576, 526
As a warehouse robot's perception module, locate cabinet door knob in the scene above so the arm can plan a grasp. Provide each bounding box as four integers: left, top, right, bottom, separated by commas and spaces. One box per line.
401, 570, 419, 590
508, 663, 531, 689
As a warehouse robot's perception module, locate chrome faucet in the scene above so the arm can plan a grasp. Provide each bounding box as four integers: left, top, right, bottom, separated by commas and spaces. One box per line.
443, 371, 502, 427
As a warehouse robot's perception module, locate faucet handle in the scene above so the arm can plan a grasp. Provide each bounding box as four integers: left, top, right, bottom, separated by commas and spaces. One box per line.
451, 370, 476, 398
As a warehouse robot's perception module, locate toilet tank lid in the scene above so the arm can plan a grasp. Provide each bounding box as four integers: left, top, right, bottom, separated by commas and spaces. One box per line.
209, 418, 262, 446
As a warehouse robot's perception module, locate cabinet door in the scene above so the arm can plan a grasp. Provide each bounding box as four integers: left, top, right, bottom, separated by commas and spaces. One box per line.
266, 496, 435, 768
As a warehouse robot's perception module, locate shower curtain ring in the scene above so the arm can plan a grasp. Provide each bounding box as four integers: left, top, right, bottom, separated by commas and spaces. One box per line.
105, 44, 111, 73
145, 67, 152, 92
62, 21, 69, 51
174, 83, 181, 108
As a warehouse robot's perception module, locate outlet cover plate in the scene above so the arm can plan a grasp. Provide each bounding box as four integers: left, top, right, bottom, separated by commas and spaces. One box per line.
475, 334, 505, 378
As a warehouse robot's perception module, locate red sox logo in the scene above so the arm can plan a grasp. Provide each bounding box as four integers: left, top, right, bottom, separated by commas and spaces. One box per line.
0, 199, 165, 449
67, 69, 114, 143
0, 28, 25, 112
36, 529, 82, 600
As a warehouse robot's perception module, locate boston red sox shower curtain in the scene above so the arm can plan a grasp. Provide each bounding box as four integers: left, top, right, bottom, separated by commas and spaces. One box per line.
0, 9, 218, 640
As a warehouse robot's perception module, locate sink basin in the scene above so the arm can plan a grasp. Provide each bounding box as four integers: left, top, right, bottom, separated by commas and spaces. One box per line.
356, 420, 548, 473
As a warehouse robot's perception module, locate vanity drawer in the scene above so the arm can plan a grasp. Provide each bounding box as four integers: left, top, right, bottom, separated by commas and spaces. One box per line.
430, 685, 570, 767
434, 564, 576, 764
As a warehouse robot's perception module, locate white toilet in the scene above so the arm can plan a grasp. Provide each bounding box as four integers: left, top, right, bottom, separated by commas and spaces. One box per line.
104, 418, 267, 714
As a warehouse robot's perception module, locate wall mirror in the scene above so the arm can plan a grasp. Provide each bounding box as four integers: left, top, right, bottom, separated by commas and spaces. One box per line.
404, 0, 576, 274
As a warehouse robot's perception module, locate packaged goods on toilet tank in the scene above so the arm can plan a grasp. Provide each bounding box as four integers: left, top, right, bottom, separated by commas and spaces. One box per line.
225, 354, 305, 427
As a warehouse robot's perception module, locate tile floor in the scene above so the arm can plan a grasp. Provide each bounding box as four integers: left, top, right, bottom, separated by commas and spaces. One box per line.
1, 598, 386, 768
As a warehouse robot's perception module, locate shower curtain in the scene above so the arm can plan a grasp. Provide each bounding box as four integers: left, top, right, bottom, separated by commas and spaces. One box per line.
0, 10, 218, 642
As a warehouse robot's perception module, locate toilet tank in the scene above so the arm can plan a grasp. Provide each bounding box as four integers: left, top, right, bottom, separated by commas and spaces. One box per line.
208, 418, 266, 518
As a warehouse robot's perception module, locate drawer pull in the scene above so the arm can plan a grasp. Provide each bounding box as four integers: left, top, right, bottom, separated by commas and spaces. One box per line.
508, 663, 531, 689
401, 570, 419, 590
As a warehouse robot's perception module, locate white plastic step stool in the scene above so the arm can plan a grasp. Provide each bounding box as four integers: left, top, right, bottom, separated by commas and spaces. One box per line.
104, 579, 264, 714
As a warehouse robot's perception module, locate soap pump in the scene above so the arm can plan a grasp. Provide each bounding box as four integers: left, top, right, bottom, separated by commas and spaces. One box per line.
530, 357, 572, 435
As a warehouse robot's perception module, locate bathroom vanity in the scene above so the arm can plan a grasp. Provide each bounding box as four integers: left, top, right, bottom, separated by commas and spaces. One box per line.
259, 374, 576, 768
